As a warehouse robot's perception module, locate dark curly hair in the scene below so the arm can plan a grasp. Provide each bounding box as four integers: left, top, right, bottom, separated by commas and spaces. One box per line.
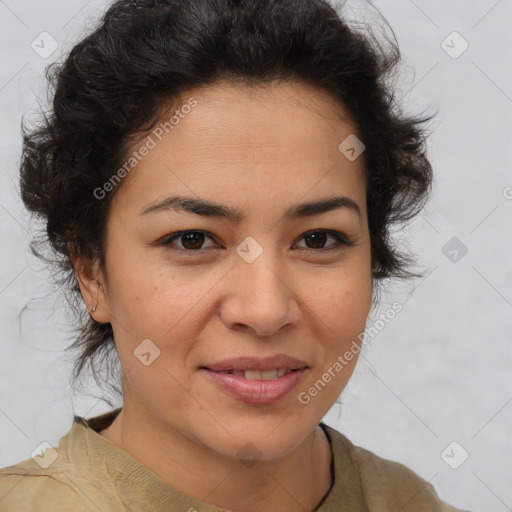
20, 0, 434, 400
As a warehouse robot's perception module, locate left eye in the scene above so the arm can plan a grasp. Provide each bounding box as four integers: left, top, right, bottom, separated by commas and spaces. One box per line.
294, 230, 351, 251
160, 229, 351, 252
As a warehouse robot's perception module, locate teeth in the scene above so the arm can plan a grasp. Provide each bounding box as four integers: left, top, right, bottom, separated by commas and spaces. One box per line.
230, 369, 291, 380
247, 370, 277, 380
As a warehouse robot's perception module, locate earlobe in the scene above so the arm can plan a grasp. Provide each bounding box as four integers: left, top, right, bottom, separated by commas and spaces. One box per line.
70, 252, 110, 324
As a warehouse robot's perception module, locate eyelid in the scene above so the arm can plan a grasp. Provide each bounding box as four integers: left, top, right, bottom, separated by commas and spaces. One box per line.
157, 230, 219, 251
158, 229, 353, 253
293, 229, 353, 251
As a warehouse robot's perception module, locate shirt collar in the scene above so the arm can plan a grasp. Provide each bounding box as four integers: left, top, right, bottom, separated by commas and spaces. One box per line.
63, 408, 368, 511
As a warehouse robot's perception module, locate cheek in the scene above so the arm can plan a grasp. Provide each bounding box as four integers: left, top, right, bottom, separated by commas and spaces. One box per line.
296, 280, 371, 415
306, 266, 372, 340
104, 254, 226, 350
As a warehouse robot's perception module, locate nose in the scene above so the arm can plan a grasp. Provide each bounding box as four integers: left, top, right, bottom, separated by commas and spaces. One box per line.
219, 250, 301, 337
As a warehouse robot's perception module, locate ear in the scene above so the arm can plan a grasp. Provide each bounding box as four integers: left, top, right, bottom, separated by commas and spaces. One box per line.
70, 249, 111, 324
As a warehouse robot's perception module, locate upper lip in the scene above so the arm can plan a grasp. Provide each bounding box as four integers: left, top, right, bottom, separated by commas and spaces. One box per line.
202, 354, 308, 372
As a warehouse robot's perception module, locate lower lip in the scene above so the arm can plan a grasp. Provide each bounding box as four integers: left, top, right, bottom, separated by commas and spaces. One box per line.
201, 368, 307, 404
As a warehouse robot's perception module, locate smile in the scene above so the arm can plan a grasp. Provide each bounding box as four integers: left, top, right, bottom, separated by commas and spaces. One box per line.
201, 367, 307, 404
211, 368, 294, 380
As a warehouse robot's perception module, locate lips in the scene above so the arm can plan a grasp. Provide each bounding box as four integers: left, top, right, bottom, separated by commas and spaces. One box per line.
202, 354, 308, 372
226, 369, 293, 380
200, 354, 309, 404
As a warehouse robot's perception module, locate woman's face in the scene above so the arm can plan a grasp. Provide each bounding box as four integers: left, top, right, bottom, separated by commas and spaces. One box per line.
89, 79, 373, 460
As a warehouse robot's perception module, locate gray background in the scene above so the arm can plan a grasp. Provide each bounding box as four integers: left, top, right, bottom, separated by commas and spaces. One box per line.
0, 1, 511, 511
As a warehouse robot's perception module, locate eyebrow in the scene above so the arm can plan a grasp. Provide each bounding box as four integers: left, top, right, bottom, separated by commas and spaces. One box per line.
139, 194, 362, 222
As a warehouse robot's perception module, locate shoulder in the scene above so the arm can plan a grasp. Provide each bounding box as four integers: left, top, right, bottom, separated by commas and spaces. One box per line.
352, 443, 464, 511
0, 454, 94, 512
323, 425, 472, 512
0, 413, 121, 512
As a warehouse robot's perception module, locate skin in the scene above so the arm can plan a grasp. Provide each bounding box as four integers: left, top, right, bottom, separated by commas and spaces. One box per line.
74, 79, 373, 512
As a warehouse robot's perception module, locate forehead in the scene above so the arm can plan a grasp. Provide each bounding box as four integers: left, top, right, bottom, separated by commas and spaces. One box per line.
111, 79, 366, 217
173, 78, 360, 155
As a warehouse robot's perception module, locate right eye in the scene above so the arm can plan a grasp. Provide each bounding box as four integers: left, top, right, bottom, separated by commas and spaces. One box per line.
159, 230, 221, 253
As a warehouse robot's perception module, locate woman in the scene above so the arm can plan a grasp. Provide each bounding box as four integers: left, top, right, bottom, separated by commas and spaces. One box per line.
0, 0, 472, 510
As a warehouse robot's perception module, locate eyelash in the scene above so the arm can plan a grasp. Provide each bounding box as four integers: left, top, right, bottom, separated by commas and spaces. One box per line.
158, 229, 354, 254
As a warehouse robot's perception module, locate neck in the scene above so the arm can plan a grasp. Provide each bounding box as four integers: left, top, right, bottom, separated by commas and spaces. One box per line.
98, 404, 333, 512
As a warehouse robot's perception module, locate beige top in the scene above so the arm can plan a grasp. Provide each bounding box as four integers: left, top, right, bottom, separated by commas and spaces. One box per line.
0, 408, 471, 511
